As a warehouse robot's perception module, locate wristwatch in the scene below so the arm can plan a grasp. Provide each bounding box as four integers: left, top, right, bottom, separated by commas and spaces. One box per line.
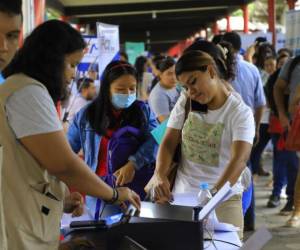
210, 187, 218, 197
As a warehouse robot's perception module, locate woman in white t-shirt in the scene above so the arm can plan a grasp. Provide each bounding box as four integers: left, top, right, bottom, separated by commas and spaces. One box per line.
147, 42, 255, 238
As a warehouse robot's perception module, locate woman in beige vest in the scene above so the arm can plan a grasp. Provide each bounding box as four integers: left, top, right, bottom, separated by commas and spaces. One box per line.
0, 20, 140, 250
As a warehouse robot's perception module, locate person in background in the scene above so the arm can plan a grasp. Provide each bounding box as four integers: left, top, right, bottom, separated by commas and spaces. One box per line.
211, 34, 224, 45
264, 55, 276, 76
149, 54, 165, 92
244, 37, 267, 64
247, 43, 277, 183
249, 53, 276, 178
277, 48, 293, 58
68, 60, 158, 213
256, 43, 276, 71
120, 51, 129, 62
277, 53, 291, 69
134, 55, 153, 100
66, 77, 96, 124
147, 46, 255, 239
148, 56, 180, 123
287, 83, 300, 227
275, 53, 300, 227
264, 53, 298, 213
1, 20, 140, 250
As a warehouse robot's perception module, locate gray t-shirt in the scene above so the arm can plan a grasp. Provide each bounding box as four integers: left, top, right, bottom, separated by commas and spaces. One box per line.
279, 58, 300, 104
6, 85, 63, 139
148, 83, 180, 118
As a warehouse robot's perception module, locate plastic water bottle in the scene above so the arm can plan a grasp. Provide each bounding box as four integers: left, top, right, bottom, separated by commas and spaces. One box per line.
197, 183, 214, 238
197, 183, 212, 206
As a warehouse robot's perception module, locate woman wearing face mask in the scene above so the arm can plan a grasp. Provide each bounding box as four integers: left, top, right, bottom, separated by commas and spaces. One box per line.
0, 20, 140, 250
148, 56, 180, 123
147, 46, 255, 239
68, 60, 158, 213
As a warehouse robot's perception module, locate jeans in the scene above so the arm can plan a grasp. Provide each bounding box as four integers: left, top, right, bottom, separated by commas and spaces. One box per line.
271, 134, 299, 200
250, 124, 271, 174
242, 183, 253, 215
216, 195, 244, 239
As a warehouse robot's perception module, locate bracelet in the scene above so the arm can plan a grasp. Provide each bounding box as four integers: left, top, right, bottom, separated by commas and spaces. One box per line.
106, 188, 119, 204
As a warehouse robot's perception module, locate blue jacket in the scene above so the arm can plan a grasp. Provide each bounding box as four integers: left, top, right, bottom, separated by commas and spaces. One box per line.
67, 101, 158, 212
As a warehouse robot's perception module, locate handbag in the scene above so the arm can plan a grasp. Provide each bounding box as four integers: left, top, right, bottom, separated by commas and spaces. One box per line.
145, 96, 191, 197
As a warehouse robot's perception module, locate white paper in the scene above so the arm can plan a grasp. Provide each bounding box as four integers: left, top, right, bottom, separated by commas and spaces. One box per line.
171, 186, 240, 233
171, 192, 198, 207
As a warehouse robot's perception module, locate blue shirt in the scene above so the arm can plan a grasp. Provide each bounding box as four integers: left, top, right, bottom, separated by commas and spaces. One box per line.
0, 73, 4, 84
232, 54, 266, 111
67, 100, 158, 212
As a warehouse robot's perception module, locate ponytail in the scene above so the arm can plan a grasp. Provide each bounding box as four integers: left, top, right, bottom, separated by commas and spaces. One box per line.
218, 41, 236, 81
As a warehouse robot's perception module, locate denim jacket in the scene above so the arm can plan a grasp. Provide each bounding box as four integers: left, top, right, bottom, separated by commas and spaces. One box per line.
67, 101, 158, 212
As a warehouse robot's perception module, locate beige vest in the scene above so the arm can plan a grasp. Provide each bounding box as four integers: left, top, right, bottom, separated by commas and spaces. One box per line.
0, 144, 7, 250
0, 74, 66, 250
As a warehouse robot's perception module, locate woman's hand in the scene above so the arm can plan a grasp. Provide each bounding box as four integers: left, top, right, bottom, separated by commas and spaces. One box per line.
244, 44, 256, 63
114, 161, 136, 186
145, 173, 172, 203
63, 192, 84, 217
116, 187, 141, 211
279, 112, 291, 130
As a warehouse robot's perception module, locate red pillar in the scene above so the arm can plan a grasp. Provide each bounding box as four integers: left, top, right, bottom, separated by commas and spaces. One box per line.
268, 0, 276, 47
226, 15, 231, 32
287, 0, 296, 10
212, 21, 219, 35
242, 5, 249, 33
34, 0, 45, 26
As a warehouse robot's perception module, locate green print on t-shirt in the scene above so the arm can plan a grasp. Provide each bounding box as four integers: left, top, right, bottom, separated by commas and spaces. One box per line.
182, 112, 224, 166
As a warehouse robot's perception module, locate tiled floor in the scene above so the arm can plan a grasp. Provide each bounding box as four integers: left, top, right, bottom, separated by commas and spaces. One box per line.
252, 156, 300, 249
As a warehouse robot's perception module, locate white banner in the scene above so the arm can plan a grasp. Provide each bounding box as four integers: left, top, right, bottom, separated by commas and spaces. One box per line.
97, 22, 120, 76
75, 36, 100, 90
239, 32, 286, 52
285, 10, 300, 55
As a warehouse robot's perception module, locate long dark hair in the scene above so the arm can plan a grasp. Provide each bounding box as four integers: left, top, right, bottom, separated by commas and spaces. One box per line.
3, 20, 86, 104
180, 40, 236, 81
157, 56, 175, 73
287, 55, 300, 84
149, 54, 166, 91
86, 60, 147, 136
134, 56, 147, 83
255, 42, 276, 69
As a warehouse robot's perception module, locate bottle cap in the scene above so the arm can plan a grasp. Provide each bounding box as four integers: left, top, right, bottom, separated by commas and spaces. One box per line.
199, 182, 209, 190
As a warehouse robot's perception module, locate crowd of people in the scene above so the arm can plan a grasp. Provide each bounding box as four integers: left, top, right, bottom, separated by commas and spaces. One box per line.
1, 0, 300, 249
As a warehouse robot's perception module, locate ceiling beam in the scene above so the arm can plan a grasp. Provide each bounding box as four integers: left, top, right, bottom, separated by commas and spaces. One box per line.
65, 0, 253, 17
76, 8, 228, 25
